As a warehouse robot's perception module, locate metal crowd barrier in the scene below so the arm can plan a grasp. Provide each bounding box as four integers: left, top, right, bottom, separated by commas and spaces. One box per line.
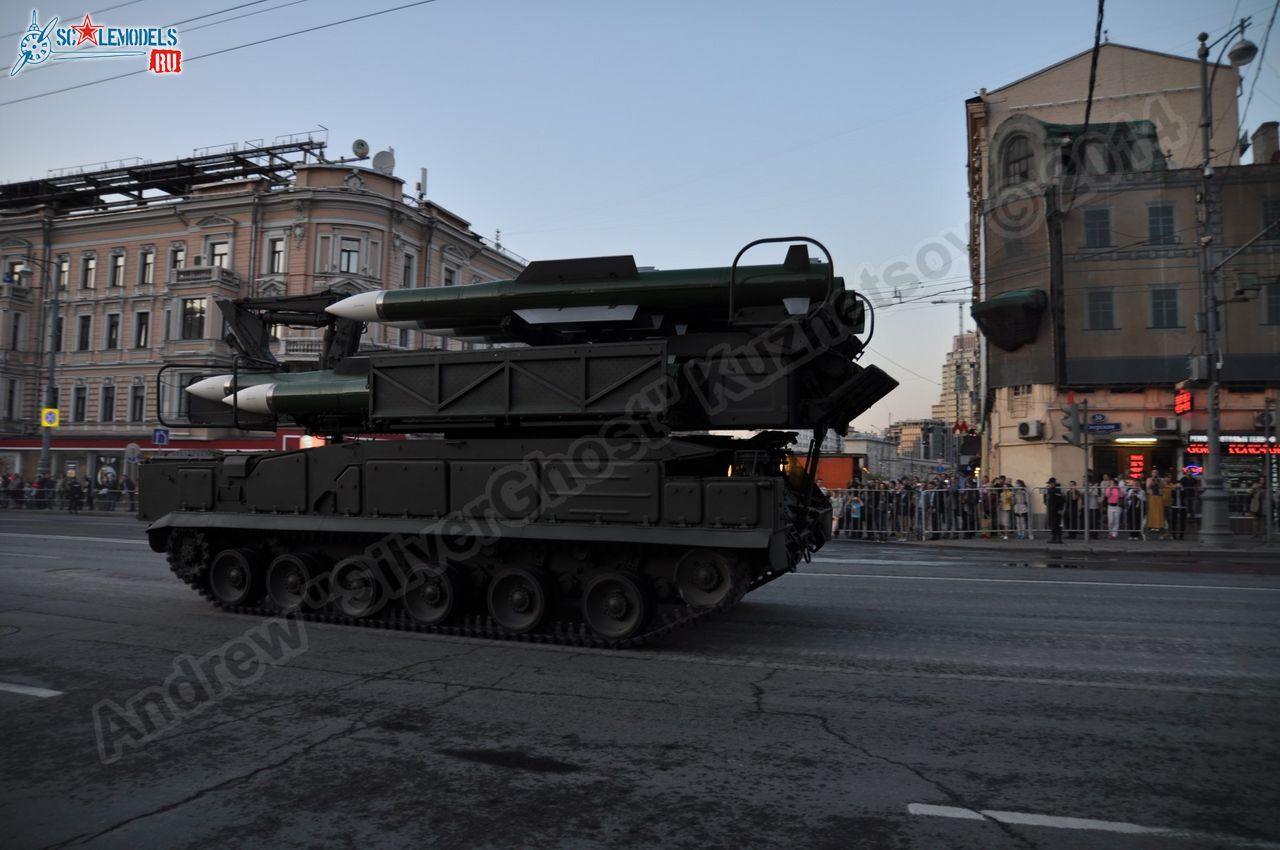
824, 483, 1266, 541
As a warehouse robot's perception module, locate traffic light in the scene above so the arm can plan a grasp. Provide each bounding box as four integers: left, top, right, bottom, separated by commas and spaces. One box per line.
1061, 403, 1083, 447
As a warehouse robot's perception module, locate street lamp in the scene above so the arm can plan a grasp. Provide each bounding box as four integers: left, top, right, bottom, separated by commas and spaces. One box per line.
1197, 19, 1257, 546
16, 255, 61, 480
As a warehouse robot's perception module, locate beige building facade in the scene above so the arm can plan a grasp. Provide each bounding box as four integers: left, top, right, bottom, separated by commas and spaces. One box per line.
966, 43, 1280, 494
0, 139, 524, 485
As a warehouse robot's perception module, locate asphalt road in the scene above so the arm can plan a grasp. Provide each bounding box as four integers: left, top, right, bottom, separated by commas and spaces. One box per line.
1, 510, 1277, 850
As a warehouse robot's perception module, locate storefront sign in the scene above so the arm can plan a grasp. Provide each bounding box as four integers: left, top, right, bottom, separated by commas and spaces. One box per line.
1173, 389, 1192, 416
1185, 443, 1280, 455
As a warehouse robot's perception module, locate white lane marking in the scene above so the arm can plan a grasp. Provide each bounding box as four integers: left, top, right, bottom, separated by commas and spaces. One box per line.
0, 681, 64, 699
907, 804, 984, 820
909, 803, 1280, 849
0, 553, 62, 559
0, 532, 149, 546
796, 571, 1280, 593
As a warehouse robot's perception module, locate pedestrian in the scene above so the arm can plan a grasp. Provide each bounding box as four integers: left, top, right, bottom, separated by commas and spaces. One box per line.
1168, 477, 1188, 540
1178, 470, 1199, 526
1044, 477, 1065, 543
1248, 477, 1270, 539
1123, 478, 1145, 540
8, 474, 25, 510
1012, 479, 1031, 539
998, 477, 1013, 539
1146, 471, 1167, 539
121, 475, 136, 512
1104, 473, 1123, 539
849, 493, 863, 538
66, 474, 83, 515
1065, 480, 1082, 538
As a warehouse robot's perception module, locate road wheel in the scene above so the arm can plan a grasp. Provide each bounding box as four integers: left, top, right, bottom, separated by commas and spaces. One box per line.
580, 572, 651, 641
487, 566, 552, 634
208, 548, 261, 606
674, 549, 735, 608
331, 555, 386, 619
403, 564, 463, 626
267, 553, 325, 613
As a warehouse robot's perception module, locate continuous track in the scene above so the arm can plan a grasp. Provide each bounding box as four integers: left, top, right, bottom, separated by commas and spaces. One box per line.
166, 531, 798, 649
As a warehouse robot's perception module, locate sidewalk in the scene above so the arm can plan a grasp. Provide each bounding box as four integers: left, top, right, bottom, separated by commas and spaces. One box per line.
829, 531, 1280, 563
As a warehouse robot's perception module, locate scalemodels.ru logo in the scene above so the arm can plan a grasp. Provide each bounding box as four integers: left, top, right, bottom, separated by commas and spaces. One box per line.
9, 9, 182, 78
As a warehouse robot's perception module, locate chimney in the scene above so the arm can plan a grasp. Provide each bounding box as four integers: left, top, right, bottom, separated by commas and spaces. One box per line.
1251, 122, 1279, 164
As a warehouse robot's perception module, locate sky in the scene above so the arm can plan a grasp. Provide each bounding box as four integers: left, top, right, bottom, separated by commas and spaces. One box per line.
1, 0, 1275, 428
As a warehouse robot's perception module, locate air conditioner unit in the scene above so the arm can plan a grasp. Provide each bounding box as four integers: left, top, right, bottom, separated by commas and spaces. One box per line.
1017, 420, 1044, 440
1150, 416, 1177, 432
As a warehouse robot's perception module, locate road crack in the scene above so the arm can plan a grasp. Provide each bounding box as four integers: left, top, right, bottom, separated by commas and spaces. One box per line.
749, 670, 1041, 850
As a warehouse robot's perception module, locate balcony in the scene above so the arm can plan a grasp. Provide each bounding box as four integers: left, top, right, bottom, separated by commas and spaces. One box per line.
0, 283, 32, 304
168, 265, 241, 292
276, 336, 409, 362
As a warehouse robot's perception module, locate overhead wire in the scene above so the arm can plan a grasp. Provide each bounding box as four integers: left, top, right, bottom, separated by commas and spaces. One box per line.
1240, 0, 1280, 133
0, 0, 441, 109
2, 0, 149, 39
1064, 0, 1107, 214
11, 0, 315, 81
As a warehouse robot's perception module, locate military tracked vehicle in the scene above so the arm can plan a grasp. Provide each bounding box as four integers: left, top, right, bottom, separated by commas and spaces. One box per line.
139, 237, 897, 647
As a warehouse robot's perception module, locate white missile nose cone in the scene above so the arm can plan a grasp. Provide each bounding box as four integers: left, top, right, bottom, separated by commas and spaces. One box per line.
186, 374, 233, 402
225, 384, 275, 415
326, 290, 384, 322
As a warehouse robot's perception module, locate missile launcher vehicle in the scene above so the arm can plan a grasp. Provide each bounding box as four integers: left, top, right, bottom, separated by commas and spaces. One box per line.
139, 237, 897, 647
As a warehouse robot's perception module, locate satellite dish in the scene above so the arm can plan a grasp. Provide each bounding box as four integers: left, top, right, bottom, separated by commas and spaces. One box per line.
351, 139, 369, 158
372, 148, 395, 176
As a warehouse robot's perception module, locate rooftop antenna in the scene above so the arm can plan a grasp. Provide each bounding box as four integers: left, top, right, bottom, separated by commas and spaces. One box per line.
372, 147, 395, 176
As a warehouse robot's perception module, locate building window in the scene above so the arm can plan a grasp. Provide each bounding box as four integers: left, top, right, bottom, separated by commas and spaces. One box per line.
77, 315, 92, 350
8, 312, 20, 351
1147, 204, 1175, 245
339, 238, 361, 274
170, 245, 186, 272
1265, 281, 1280, 325
1002, 135, 1033, 186
1010, 384, 1032, 397
106, 313, 120, 349
1263, 200, 1280, 238
443, 265, 457, 287
209, 241, 230, 269
53, 315, 63, 352
57, 257, 69, 289
108, 253, 124, 288
267, 238, 285, 274
399, 328, 410, 348
3, 379, 16, 420
1084, 209, 1111, 248
73, 386, 86, 423
129, 385, 145, 422
134, 312, 150, 348
402, 254, 414, 288
1086, 289, 1115, 330
139, 250, 155, 286
81, 256, 96, 289
180, 298, 207, 340
1150, 287, 1179, 329
100, 385, 115, 422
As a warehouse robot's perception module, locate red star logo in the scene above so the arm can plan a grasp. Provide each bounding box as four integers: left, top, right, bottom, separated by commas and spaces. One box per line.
71, 14, 102, 47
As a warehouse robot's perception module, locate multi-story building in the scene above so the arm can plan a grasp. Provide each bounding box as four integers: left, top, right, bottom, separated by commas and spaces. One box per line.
0, 137, 524, 486
966, 42, 1280, 491
929, 330, 978, 429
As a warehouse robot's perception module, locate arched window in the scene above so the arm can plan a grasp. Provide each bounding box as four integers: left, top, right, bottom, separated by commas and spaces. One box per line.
1002, 135, 1034, 187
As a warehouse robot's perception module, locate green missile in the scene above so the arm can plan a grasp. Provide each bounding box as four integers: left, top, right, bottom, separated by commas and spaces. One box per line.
326, 259, 836, 339
221, 373, 368, 416
185, 370, 337, 403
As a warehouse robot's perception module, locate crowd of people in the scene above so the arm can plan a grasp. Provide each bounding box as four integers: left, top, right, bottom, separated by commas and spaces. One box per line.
1, 471, 136, 513
825, 469, 1219, 543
